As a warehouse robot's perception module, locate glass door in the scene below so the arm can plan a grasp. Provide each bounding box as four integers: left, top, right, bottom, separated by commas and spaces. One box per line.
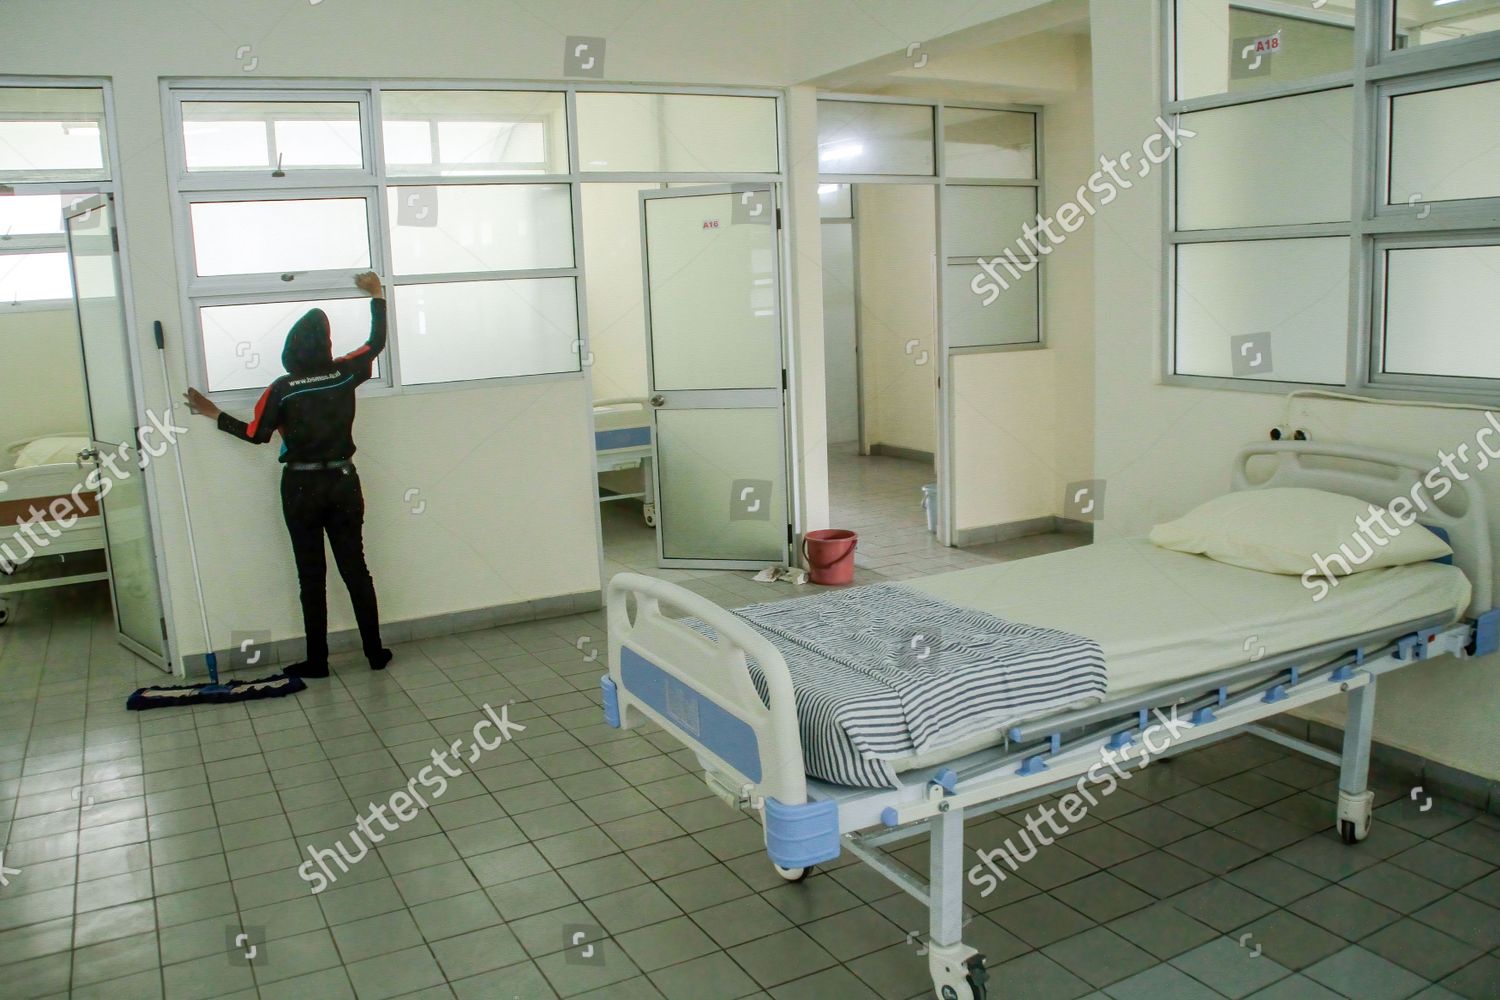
65, 195, 170, 667
640, 186, 790, 568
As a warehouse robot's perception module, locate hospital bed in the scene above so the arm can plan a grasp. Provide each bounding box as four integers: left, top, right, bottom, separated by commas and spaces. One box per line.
0, 433, 107, 626
600, 441, 1498, 1000
593, 397, 655, 526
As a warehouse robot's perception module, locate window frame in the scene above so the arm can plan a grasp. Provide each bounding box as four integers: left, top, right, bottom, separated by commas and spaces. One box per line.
816, 93, 1047, 357
0, 79, 117, 312
164, 79, 786, 406
1162, 0, 1500, 404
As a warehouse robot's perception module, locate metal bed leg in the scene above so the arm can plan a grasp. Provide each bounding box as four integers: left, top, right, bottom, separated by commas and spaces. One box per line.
926, 806, 987, 999
642, 456, 657, 527
1337, 679, 1377, 844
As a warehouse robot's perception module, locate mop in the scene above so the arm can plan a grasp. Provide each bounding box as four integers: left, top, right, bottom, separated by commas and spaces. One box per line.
126, 322, 307, 710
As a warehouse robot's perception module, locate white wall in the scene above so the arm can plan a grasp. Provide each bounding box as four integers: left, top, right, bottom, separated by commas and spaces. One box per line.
0, 307, 89, 447
856, 183, 938, 456
582, 183, 653, 402
1090, 0, 1500, 780
950, 35, 1096, 533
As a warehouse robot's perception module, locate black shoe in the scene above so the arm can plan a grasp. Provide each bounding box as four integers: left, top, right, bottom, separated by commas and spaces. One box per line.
284, 661, 330, 679
369, 649, 393, 671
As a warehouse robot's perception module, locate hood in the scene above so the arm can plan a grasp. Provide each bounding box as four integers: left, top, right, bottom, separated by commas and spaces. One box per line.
282, 308, 333, 376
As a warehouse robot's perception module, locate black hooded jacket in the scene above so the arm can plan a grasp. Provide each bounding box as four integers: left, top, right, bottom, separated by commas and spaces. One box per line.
217, 298, 386, 463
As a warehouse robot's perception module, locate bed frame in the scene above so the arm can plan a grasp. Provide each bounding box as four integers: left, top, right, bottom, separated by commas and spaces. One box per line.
600, 442, 1498, 1000
593, 397, 656, 527
0, 461, 107, 626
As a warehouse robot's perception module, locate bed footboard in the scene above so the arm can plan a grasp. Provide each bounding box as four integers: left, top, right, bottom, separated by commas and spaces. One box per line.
602, 572, 839, 869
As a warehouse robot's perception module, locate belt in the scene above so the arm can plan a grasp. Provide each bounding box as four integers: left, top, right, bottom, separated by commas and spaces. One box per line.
284, 459, 353, 472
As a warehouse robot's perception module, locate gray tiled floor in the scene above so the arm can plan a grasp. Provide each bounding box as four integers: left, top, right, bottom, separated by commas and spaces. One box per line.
3, 453, 1498, 998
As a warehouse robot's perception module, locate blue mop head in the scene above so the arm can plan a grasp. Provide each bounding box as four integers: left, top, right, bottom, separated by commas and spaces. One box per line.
126, 672, 307, 710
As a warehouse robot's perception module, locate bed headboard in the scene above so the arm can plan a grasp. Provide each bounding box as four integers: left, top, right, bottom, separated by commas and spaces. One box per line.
1232, 441, 1492, 617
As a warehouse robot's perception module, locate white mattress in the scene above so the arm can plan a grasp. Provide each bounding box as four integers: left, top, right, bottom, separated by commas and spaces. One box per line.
889, 538, 1471, 771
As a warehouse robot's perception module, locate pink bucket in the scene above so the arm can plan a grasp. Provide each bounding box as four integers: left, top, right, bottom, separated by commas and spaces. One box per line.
801, 529, 857, 586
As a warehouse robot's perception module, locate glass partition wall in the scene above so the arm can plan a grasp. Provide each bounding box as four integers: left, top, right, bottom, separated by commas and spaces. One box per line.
1165, 0, 1500, 401
816, 95, 1045, 546
166, 81, 792, 571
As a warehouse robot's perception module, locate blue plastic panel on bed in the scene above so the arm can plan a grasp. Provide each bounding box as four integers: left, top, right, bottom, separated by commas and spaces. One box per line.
595, 426, 652, 452
1424, 524, 1455, 566
620, 645, 762, 782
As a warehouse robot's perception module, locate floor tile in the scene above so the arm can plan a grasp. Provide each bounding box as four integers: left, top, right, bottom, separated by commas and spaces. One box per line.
1169, 937, 1293, 999
1303, 944, 1432, 1000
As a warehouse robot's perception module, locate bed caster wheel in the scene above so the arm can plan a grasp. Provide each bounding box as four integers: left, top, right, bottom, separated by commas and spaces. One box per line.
643, 504, 657, 528
0, 607, 8, 627
930, 946, 986, 1000
1337, 789, 1373, 844
774, 864, 809, 882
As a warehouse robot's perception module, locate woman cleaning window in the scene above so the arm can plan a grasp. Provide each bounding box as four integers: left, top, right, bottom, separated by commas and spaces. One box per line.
185, 271, 392, 679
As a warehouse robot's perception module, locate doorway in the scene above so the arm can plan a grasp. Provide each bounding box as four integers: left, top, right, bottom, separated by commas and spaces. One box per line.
819, 183, 941, 553
585, 181, 792, 577
64, 195, 172, 667
0, 194, 172, 667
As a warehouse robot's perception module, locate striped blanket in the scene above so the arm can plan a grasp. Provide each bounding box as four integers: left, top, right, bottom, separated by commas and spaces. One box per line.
684, 584, 1107, 788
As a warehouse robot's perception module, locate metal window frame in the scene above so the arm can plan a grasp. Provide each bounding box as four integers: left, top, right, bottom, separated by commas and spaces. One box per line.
1381, 1, 1500, 63
375, 86, 567, 176
0, 86, 116, 305
0, 90, 112, 185
1162, 0, 1500, 404
164, 79, 789, 408
1369, 229, 1500, 393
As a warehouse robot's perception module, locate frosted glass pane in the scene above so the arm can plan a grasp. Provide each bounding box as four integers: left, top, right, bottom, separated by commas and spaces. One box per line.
182, 121, 267, 170
817, 101, 934, 175
644, 193, 780, 390
818, 183, 852, 219
388, 184, 573, 274
943, 186, 1037, 258
1394, 0, 1500, 48
200, 297, 378, 393
395, 277, 579, 385
0, 194, 66, 234
820, 223, 859, 444
1384, 245, 1500, 380
275, 120, 361, 168
99, 465, 164, 656
380, 91, 567, 175
190, 198, 370, 276
0, 87, 109, 179
657, 407, 787, 562
945, 262, 1038, 348
1390, 80, 1500, 205
1175, 238, 1347, 383
1175, 1, 1355, 101
68, 204, 132, 447
0, 252, 72, 302
181, 102, 362, 172
576, 93, 778, 173
1178, 88, 1351, 229
943, 108, 1035, 179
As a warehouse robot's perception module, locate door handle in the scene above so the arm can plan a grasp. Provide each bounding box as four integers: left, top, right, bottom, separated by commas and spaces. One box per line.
649, 395, 666, 407
76, 447, 100, 468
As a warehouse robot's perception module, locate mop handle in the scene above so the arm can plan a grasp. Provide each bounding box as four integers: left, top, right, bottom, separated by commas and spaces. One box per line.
154, 321, 219, 684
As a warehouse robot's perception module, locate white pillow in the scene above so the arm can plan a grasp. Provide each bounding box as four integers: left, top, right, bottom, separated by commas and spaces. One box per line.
13, 436, 90, 469
1149, 487, 1452, 576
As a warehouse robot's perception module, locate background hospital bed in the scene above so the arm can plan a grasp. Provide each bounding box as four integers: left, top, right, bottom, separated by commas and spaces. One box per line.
593, 397, 655, 527
0, 434, 106, 626
600, 441, 1498, 1000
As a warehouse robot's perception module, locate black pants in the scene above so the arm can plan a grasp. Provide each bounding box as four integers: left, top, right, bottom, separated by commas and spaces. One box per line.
281, 466, 382, 666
